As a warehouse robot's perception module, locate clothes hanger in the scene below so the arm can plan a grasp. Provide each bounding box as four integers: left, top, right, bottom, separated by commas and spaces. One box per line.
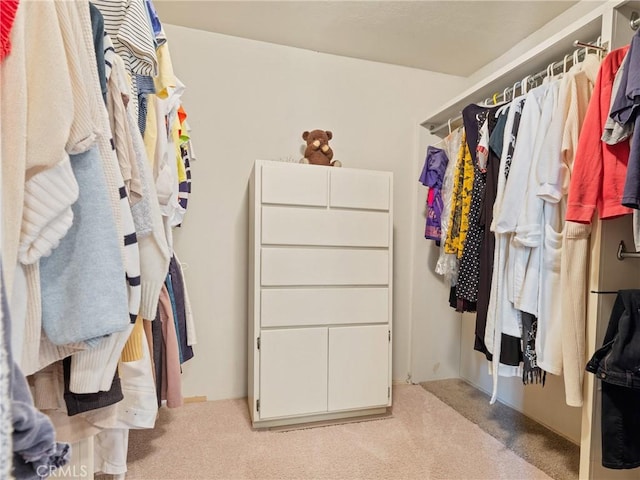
597, 36, 604, 60
544, 62, 554, 83
495, 87, 511, 117
492, 92, 500, 105
512, 80, 521, 98
521, 74, 530, 95
448, 118, 452, 135
563, 53, 571, 75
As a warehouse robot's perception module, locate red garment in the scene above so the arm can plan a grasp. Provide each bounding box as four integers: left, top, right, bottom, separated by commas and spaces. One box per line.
0, 0, 19, 62
177, 105, 187, 137
566, 46, 633, 223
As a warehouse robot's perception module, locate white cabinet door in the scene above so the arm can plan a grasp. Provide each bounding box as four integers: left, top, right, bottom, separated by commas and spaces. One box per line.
259, 328, 328, 419
328, 325, 390, 411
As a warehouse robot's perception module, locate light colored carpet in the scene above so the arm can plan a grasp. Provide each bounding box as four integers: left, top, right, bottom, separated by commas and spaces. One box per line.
419, 379, 579, 480
124, 384, 552, 480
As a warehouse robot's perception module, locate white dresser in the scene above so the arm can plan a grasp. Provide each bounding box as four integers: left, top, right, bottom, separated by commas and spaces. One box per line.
248, 160, 393, 428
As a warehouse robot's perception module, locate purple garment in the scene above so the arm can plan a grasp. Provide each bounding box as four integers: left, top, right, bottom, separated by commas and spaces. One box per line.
610, 31, 640, 209
145, 0, 163, 38
420, 146, 449, 243
610, 32, 640, 125
2, 261, 70, 479
623, 130, 640, 208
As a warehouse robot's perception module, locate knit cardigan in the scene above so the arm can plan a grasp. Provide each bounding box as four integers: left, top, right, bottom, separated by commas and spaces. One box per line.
67, 0, 139, 394
4, 0, 94, 378
566, 47, 632, 223
20, 0, 79, 266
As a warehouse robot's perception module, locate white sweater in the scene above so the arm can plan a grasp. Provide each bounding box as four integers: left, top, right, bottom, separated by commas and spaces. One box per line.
68, 0, 138, 394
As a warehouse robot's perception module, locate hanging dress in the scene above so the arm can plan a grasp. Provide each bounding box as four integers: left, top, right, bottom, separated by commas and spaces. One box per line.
419, 146, 449, 244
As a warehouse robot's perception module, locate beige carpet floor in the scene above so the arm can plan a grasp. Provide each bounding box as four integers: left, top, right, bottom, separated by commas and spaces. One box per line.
420, 379, 579, 480
124, 384, 551, 480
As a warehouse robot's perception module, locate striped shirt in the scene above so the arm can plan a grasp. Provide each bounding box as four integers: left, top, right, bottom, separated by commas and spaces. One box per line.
93, 0, 157, 77
177, 144, 191, 220
120, 185, 142, 323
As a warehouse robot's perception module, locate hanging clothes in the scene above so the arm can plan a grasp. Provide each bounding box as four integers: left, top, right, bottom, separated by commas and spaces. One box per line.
445, 132, 474, 259
419, 146, 449, 244
485, 94, 526, 357
485, 93, 528, 403
586, 290, 640, 470
609, 31, 640, 209
563, 47, 628, 407
457, 104, 501, 305
435, 128, 463, 286
566, 46, 631, 223
475, 107, 508, 359
3, 261, 70, 479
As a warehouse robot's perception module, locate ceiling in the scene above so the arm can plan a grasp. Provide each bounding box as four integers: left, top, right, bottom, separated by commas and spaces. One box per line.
154, 1, 581, 77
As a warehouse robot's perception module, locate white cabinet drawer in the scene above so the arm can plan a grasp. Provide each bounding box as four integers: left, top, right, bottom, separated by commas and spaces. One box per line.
328, 325, 390, 411
261, 163, 328, 206
330, 169, 391, 211
261, 248, 389, 286
261, 287, 389, 327
261, 206, 389, 247
260, 328, 328, 418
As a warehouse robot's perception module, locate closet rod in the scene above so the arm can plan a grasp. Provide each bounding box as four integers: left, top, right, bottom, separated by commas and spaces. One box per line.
617, 241, 640, 260
573, 40, 606, 51
429, 39, 607, 135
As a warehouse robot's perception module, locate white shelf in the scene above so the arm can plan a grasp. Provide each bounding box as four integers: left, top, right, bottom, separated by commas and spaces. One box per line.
420, 5, 607, 135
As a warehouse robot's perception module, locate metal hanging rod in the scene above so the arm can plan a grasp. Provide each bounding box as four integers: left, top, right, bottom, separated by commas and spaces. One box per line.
617, 241, 640, 260
429, 39, 607, 135
631, 11, 640, 31
573, 40, 606, 51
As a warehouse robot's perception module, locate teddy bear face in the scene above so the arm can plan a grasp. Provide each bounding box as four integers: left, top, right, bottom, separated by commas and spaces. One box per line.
302, 130, 334, 166
303, 130, 332, 149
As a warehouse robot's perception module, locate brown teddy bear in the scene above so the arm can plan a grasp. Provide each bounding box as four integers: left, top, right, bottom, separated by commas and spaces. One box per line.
300, 130, 342, 167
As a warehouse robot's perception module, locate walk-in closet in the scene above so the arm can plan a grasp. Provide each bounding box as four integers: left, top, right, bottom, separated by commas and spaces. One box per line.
2, 1, 640, 479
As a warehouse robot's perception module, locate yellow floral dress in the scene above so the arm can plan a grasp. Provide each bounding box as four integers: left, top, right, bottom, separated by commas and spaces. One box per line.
444, 131, 475, 259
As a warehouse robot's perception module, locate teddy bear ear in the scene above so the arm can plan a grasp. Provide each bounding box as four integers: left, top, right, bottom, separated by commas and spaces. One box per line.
302, 131, 310, 140
326, 131, 333, 140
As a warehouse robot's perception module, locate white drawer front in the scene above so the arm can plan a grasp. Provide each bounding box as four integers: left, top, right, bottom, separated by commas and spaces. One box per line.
261, 164, 328, 206
330, 169, 390, 210
261, 287, 389, 327
261, 248, 389, 286
261, 206, 389, 247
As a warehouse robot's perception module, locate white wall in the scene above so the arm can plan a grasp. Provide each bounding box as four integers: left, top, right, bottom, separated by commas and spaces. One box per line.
165, 24, 466, 401
464, 0, 607, 89
408, 128, 463, 383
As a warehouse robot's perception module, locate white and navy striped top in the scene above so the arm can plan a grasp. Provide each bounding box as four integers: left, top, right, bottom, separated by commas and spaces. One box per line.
93, 0, 157, 78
